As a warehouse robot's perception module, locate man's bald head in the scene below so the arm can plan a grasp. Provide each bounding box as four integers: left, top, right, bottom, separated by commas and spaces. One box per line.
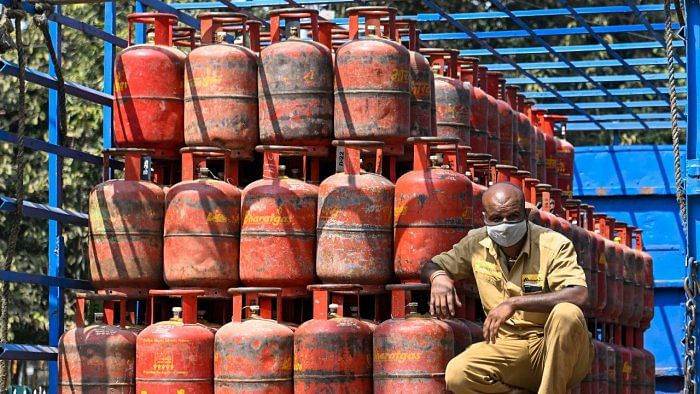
482, 182, 526, 224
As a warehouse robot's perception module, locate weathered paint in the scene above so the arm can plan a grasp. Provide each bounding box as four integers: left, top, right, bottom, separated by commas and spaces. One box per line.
184, 13, 259, 159
259, 9, 333, 146
59, 294, 136, 393
394, 138, 472, 282
334, 7, 410, 145
164, 148, 241, 292
136, 290, 214, 394
214, 288, 294, 393
240, 146, 318, 289
88, 149, 164, 290
113, 13, 185, 159
317, 141, 395, 285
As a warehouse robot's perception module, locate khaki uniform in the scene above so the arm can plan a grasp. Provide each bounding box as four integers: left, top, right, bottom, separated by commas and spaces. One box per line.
432, 221, 593, 394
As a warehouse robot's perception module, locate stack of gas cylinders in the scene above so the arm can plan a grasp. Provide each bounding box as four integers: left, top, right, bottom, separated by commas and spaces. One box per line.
58, 7, 654, 394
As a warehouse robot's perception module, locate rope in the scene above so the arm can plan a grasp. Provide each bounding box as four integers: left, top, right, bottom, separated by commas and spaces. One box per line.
0, 1, 27, 391
664, 0, 687, 235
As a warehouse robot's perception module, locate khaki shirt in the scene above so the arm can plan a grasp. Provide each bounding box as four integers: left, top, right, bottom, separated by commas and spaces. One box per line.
432, 221, 587, 337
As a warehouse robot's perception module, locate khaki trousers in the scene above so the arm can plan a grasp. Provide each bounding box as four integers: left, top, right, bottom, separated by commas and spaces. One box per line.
445, 303, 593, 394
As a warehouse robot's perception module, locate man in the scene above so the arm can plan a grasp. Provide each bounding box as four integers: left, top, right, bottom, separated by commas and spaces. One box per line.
421, 182, 593, 394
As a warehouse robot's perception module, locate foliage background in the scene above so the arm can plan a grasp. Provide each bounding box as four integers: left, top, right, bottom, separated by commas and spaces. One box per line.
0, 0, 684, 350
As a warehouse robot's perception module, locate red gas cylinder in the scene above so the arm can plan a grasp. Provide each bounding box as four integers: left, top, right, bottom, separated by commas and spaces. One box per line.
641, 346, 656, 393
294, 285, 373, 393
374, 284, 454, 393
259, 9, 333, 146
591, 340, 609, 394
505, 85, 521, 167
460, 58, 489, 156
136, 290, 214, 393
484, 71, 504, 163
164, 147, 241, 296
640, 252, 655, 329
529, 106, 546, 181
240, 146, 317, 292
611, 337, 633, 394
513, 94, 532, 172
393, 20, 433, 139
59, 293, 136, 393
215, 287, 294, 393
551, 116, 575, 199
89, 149, 164, 292
523, 100, 539, 179
335, 6, 410, 145
615, 223, 635, 328
421, 49, 471, 147
584, 205, 607, 318
629, 344, 646, 394
184, 13, 258, 159
394, 137, 472, 282
497, 79, 516, 166
466, 153, 492, 228
317, 141, 394, 286
540, 113, 559, 187
114, 13, 185, 159
478, 67, 500, 162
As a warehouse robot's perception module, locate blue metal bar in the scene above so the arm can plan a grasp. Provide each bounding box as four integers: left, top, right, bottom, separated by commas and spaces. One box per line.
0, 345, 58, 361
103, 1, 115, 154
418, 0, 604, 131
567, 113, 686, 122
559, 0, 685, 121
625, 0, 685, 66
535, 99, 687, 110
486, 0, 646, 130
566, 121, 688, 131
0, 197, 87, 227
460, 40, 685, 56
685, 0, 700, 388
523, 86, 688, 99
507, 72, 687, 85
415, 23, 680, 41
0, 59, 112, 106
0, 129, 108, 166
484, 57, 684, 71
135, 0, 146, 44
47, 9, 63, 394
0, 270, 92, 291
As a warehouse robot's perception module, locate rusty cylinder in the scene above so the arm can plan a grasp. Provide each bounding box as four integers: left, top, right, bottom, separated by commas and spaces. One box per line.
258, 9, 333, 146
215, 287, 294, 393
374, 284, 454, 393
294, 284, 373, 393
184, 13, 259, 159
316, 141, 395, 285
163, 147, 241, 295
59, 293, 136, 393
334, 6, 411, 145
394, 137, 473, 283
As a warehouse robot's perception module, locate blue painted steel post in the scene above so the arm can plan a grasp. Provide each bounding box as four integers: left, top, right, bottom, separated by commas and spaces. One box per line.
135, 1, 146, 44
47, 7, 64, 394
687, 0, 700, 389
103, 1, 114, 151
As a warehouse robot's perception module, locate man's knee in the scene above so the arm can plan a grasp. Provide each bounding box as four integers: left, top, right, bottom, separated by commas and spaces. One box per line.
549, 302, 585, 328
445, 356, 466, 389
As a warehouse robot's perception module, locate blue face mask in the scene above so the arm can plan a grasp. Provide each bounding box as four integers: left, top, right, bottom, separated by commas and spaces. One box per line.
486, 219, 528, 247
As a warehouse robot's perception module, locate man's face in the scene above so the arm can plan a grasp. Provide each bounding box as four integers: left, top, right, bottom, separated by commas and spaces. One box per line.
482, 192, 526, 226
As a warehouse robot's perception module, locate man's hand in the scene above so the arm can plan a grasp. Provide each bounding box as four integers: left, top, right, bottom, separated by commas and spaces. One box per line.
429, 275, 462, 318
482, 300, 515, 344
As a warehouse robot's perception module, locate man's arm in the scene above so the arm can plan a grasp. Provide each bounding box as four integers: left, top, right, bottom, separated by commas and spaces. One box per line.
482, 286, 587, 344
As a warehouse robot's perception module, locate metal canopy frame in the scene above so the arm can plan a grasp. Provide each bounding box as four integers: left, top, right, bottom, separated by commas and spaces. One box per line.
0, 0, 688, 392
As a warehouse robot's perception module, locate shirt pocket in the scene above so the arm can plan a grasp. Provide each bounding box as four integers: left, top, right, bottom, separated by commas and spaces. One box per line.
521, 273, 545, 294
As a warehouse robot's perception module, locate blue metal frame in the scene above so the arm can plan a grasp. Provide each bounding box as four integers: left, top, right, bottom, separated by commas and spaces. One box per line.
0, 0, 690, 391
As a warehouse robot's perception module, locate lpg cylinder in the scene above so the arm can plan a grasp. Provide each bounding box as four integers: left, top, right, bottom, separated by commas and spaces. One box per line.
59, 293, 136, 393
615, 223, 635, 327
479, 67, 501, 162
136, 290, 214, 393
523, 100, 539, 179
485, 71, 504, 162
629, 343, 646, 394
497, 79, 515, 166
374, 284, 454, 393
540, 112, 559, 187
592, 340, 609, 394
335, 6, 410, 145
184, 13, 258, 158
505, 85, 521, 168
394, 137, 472, 282
515, 94, 532, 172
317, 141, 394, 285
259, 8, 333, 146
215, 287, 294, 393
294, 285, 373, 393
114, 13, 185, 158
421, 49, 471, 146
240, 146, 317, 292
554, 116, 575, 199
460, 58, 489, 156
530, 108, 547, 183
89, 148, 164, 291
164, 147, 241, 296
